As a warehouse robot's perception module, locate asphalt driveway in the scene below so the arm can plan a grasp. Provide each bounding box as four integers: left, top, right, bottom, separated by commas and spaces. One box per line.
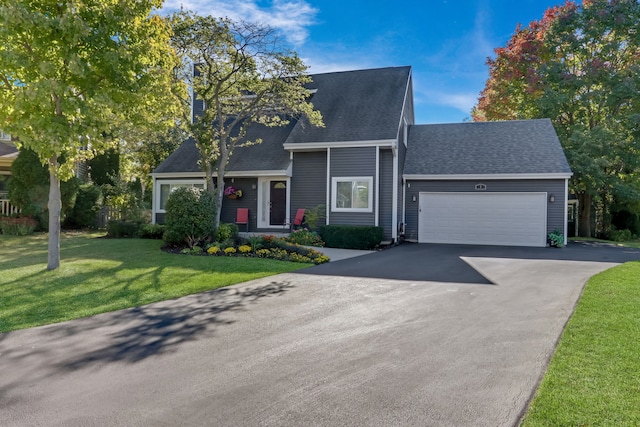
1, 242, 639, 426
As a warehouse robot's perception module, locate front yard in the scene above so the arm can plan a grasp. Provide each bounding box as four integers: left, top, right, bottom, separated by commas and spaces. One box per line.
0, 232, 310, 333
521, 260, 640, 426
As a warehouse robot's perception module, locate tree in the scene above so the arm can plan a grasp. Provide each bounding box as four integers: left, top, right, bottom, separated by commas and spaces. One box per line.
8, 148, 79, 229
0, 0, 184, 269
169, 11, 323, 228
474, 0, 640, 237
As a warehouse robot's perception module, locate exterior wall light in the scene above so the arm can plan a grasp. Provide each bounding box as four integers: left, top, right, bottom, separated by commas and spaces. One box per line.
549, 194, 555, 203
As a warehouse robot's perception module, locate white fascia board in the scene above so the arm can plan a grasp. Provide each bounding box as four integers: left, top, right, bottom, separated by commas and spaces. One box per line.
151, 172, 205, 178
283, 139, 395, 151
225, 169, 291, 177
403, 173, 574, 180
151, 169, 290, 178
396, 68, 413, 142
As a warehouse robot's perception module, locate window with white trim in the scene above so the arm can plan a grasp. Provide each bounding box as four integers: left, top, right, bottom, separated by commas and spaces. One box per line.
331, 177, 373, 212
0, 130, 10, 141
157, 181, 205, 211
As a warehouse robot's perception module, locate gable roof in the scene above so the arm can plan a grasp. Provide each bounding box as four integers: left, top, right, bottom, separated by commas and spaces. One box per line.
285, 66, 412, 145
153, 120, 294, 176
404, 119, 572, 178
154, 66, 412, 175
0, 141, 17, 158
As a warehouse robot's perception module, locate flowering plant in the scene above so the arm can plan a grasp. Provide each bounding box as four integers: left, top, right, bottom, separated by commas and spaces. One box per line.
224, 186, 242, 198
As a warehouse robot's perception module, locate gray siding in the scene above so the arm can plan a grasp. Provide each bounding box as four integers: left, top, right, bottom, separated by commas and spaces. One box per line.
291, 151, 327, 223
329, 147, 377, 226
379, 149, 394, 239
220, 178, 259, 231
404, 179, 566, 242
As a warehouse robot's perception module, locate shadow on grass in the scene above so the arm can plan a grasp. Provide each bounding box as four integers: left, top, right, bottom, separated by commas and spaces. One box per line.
1, 233, 305, 333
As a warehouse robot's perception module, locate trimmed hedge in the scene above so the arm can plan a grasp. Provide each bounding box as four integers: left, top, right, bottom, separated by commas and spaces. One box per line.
138, 223, 165, 239
319, 225, 383, 250
106, 220, 140, 238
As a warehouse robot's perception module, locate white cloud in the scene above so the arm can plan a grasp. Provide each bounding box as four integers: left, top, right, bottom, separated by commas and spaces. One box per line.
432, 92, 478, 113
161, 0, 318, 45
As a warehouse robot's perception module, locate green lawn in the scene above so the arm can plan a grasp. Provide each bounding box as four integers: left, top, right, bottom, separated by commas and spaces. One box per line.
521, 261, 640, 426
570, 236, 640, 249
0, 232, 310, 333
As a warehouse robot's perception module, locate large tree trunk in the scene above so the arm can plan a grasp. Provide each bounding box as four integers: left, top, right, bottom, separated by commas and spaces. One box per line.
215, 167, 225, 229
578, 192, 592, 238
47, 156, 61, 270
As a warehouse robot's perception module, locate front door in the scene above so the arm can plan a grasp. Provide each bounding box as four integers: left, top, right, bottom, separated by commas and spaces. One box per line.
269, 181, 287, 226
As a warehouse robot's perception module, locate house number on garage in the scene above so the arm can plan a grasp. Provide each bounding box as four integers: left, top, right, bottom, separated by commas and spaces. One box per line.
475, 183, 487, 191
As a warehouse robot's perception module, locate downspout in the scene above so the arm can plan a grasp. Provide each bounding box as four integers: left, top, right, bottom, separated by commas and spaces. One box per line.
375, 146, 380, 227
391, 141, 398, 242
564, 178, 569, 245
326, 148, 331, 225
151, 174, 157, 224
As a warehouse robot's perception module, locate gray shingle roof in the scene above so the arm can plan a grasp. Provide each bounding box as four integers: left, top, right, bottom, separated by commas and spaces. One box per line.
286, 66, 412, 143
0, 141, 17, 158
154, 66, 412, 174
153, 121, 294, 174
404, 119, 572, 176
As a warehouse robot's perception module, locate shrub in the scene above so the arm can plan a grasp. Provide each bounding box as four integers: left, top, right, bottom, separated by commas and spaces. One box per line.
246, 235, 264, 252
224, 247, 236, 254
138, 223, 165, 239
238, 245, 252, 254
548, 229, 565, 247
207, 245, 221, 255
319, 225, 383, 249
610, 228, 634, 242
106, 220, 140, 238
163, 187, 216, 248
64, 183, 102, 229
0, 216, 37, 235
303, 204, 326, 230
286, 228, 324, 246
215, 223, 239, 242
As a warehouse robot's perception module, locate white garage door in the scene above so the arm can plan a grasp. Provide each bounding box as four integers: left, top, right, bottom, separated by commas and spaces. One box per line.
418, 192, 547, 247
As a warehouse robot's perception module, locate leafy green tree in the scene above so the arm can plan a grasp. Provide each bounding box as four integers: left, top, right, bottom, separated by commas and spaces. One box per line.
474, 0, 640, 237
169, 11, 323, 228
0, 0, 184, 269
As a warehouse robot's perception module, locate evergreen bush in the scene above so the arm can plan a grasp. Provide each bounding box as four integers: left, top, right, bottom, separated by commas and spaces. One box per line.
163, 187, 216, 247
319, 225, 383, 249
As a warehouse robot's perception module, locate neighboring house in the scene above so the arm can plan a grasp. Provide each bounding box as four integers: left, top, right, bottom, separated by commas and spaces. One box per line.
0, 132, 18, 215
152, 66, 572, 247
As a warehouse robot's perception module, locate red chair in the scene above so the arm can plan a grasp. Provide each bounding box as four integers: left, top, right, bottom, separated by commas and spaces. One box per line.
291, 208, 305, 230
235, 208, 249, 232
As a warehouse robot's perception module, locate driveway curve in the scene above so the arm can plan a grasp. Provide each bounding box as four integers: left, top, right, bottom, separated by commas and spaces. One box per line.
1, 242, 639, 426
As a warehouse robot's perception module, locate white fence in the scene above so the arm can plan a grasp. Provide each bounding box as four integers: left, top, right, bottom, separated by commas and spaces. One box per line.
0, 198, 20, 216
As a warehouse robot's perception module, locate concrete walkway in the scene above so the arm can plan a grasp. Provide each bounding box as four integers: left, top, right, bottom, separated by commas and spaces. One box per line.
307, 245, 375, 262
1, 242, 638, 426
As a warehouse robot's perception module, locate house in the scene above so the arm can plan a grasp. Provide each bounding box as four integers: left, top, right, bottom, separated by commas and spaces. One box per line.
152, 66, 572, 247
0, 133, 18, 216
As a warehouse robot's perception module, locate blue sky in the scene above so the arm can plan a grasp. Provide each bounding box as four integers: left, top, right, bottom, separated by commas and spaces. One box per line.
161, 0, 571, 124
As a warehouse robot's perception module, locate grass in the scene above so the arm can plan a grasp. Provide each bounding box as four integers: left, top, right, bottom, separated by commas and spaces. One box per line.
521, 261, 640, 426
0, 232, 310, 333
570, 236, 640, 249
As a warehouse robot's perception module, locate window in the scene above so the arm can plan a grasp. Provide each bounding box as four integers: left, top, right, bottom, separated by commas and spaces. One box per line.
0, 130, 10, 141
331, 177, 373, 212
157, 181, 205, 211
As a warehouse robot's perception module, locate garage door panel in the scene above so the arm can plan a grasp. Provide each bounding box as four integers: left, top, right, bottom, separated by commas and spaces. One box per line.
418, 193, 547, 247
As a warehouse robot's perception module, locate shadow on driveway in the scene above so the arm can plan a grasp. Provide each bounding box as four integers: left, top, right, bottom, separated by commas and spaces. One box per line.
301, 241, 640, 284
